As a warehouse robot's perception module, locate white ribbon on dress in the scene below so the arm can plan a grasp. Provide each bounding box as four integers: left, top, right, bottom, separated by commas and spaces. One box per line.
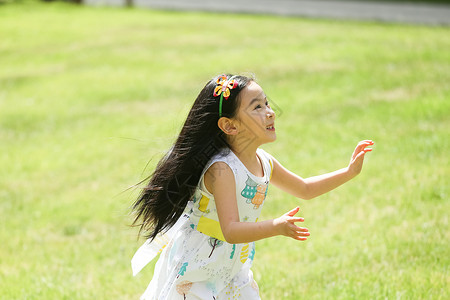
131, 210, 191, 276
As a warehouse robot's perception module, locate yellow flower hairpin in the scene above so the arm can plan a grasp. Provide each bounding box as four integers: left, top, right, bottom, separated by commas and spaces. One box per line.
213, 75, 238, 117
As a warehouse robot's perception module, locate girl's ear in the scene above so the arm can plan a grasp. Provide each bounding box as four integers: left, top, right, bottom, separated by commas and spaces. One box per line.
217, 117, 238, 136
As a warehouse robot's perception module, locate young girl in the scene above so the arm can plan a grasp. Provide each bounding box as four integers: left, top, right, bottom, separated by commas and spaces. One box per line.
131, 74, 373, 299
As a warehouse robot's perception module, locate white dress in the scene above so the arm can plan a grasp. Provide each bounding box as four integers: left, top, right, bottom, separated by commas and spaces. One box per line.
132, 148, 274, 300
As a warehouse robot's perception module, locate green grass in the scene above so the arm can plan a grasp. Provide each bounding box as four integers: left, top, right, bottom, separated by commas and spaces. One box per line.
1, 1, 449, 299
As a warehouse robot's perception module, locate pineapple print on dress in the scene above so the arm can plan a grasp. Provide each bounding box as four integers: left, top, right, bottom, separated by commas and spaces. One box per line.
241, 176, 267, 209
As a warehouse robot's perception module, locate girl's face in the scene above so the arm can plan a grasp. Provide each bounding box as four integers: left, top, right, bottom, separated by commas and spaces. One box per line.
233, 81, 276, 145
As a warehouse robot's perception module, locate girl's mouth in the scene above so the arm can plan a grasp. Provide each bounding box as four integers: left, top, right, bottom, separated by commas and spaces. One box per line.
266, 125, 275, 131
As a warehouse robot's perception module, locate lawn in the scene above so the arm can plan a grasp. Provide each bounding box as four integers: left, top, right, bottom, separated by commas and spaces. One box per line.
0, 1, 449, 299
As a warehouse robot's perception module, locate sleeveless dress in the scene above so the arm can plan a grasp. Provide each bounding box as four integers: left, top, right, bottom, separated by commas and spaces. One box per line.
131, 148, 274, 300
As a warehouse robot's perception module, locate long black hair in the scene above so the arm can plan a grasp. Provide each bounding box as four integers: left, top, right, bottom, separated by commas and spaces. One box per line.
131, 74, 253, 241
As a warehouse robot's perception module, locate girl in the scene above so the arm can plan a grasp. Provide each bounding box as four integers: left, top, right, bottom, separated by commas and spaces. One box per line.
131, 74, 373, 299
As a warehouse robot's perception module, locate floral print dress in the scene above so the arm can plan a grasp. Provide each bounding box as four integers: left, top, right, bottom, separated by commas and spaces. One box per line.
132, 148, 274, 300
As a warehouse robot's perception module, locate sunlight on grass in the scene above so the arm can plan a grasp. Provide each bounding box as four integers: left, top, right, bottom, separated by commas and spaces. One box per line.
1, 1, 449, 299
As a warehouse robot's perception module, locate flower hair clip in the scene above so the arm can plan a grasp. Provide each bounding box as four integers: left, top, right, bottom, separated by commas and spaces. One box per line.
213, 75, 238, 117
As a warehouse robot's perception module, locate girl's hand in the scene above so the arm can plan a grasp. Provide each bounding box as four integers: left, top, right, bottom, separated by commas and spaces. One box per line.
273, 207, 310, 241
348, 140, 374, 176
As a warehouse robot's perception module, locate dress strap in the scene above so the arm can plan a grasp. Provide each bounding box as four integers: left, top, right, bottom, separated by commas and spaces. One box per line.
256, 148, 274, 183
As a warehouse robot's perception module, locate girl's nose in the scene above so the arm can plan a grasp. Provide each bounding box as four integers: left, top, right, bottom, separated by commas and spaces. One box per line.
267, 107, 275, 119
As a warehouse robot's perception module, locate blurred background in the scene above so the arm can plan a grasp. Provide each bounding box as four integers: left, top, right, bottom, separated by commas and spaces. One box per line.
1, 0, 449, 299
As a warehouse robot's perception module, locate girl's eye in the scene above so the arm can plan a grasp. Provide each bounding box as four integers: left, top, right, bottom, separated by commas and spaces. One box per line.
255, 104, 262, 109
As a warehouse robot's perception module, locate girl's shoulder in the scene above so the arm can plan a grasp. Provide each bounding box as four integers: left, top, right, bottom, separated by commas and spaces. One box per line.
203, 147, 275, 180
201, 148, 234, 173
211, 148, 241, 172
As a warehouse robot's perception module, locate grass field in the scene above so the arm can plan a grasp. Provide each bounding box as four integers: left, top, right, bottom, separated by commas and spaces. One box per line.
1, 1, 449, 299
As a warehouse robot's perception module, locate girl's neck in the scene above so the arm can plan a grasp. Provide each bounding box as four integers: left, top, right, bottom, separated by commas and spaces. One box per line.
229, 142, 264, 177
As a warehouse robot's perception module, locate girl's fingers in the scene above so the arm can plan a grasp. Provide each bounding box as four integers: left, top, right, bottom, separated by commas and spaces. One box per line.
298, 231, 310, 236
289, 223, 309, 232
359, 148, 371, 157
356, 142, 373, 152
288, 217, 305, 223
285, 206, 300, 217
296, 227, 309, 232
356, 140, 374, 149
357, 148, 373, 159
293, 228, 309, 234
359, 140, 374, 145
353, 142, 371, 159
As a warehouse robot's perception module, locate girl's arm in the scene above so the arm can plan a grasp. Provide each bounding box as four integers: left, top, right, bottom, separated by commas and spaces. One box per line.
205, 162, 310, 244
270, 140, 374, 200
